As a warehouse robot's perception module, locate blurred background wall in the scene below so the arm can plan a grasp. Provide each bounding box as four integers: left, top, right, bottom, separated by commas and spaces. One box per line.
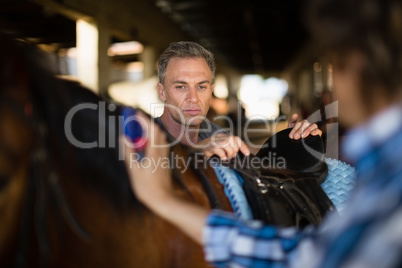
0, 0, 340, 157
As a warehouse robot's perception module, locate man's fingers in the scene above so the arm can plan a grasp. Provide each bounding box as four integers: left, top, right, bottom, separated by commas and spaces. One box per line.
291, 120, 310, 140
301, 123, 321, 138
287, 113, 299, 128
289, 120, 322, 140
311, 128, 322, 136
205, 148, 228, 160
204, 143, 237, 160
223, 136, 244, 159
289, 121, 303, 139
199, 133, 252, 160
298, 120, 313, 138
226, 146, 238, 159
234, 137, 250, 156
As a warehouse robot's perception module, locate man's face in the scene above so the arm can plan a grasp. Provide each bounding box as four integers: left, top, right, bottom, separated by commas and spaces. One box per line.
158, 57, 214, 127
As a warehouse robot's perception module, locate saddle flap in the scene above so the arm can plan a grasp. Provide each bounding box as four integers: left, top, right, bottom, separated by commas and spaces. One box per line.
257, 128, 328, 183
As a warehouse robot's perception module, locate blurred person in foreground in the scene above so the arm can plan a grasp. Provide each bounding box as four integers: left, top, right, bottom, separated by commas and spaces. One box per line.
123, 0, 402, 267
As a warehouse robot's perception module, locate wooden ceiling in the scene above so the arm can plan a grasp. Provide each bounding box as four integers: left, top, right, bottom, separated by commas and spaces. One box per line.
0, 0, 76, 48
151, 0, 308, 73
0, 0, 309, 74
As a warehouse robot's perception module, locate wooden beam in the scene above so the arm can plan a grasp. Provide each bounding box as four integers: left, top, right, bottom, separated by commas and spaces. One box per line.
30, 0, 190, 52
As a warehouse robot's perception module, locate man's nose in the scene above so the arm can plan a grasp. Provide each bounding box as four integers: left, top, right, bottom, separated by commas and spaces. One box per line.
186, 87, 198, 103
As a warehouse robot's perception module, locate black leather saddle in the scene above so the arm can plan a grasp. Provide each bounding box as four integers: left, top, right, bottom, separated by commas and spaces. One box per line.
256, 128, 328, 183
216, 128, 335, 229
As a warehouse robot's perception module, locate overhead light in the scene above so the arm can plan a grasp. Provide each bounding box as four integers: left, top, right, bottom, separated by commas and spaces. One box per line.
107, 41, 144, 56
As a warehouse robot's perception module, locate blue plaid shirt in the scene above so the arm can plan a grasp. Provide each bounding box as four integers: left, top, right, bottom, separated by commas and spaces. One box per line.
203, 106, 402, 268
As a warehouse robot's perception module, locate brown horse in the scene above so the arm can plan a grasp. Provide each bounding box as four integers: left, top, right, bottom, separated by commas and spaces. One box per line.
0, 35, 233, 268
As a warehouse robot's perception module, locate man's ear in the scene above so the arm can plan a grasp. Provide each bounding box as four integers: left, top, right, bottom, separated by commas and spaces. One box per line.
158, 83, 166, 101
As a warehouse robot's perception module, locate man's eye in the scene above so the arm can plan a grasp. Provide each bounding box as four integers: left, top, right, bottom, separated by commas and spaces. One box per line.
176, 86, 186, 90
198, 85, 207, 90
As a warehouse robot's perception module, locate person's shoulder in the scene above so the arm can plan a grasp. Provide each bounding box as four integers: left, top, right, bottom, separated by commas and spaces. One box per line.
198, 119, 228, 141
201, 119, 224, 131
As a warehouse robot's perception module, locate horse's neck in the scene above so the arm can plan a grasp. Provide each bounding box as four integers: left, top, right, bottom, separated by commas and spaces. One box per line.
171, 145, 234, 211
37, 147, 231, 268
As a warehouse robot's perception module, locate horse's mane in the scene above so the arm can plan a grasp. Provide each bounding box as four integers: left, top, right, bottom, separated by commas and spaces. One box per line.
1, 34, 137, 211
54, 81, 137, 210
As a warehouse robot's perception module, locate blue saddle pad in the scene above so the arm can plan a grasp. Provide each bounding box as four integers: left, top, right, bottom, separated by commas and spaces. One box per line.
321, 158, 356, 214
211, 162, 253, 220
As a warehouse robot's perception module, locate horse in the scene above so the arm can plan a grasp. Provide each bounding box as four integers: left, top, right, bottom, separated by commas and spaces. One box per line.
0, 35, 233, 268
0, 34, 346, 268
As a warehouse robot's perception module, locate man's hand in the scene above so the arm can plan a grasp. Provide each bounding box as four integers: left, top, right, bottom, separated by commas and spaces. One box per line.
194, 133, 250, 160
288, 113, 322, 140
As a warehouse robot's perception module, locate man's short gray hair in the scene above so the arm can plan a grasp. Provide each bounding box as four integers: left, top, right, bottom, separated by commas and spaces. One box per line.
158, 41, 216, 85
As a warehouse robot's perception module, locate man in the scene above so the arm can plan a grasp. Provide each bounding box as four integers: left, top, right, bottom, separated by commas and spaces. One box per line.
155, 41, 321, 159
123, 0, 402, 266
